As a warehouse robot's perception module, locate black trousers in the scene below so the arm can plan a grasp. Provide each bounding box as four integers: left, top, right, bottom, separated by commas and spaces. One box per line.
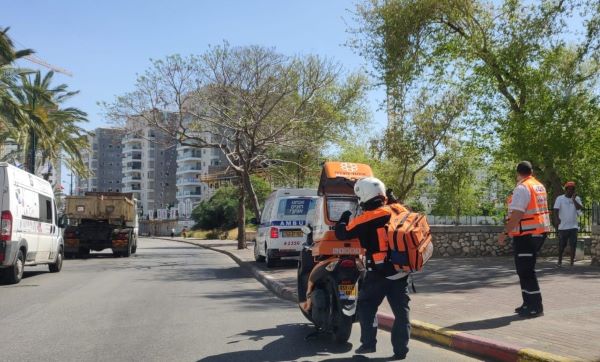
357, 271, 410, 357
558, 228, 578, 264
513, 235, 544, 310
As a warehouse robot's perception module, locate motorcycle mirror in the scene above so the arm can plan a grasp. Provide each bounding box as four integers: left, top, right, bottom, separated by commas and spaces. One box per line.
301, 225, 311, 235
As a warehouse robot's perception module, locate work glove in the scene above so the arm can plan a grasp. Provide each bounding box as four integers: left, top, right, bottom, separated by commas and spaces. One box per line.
339, 210, 352, 224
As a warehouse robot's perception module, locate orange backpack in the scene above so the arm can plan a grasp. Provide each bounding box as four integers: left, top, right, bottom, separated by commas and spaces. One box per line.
383, 204, 434, 273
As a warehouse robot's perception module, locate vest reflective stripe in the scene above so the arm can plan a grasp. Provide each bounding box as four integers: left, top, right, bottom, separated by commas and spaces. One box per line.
509, 176, 551, 237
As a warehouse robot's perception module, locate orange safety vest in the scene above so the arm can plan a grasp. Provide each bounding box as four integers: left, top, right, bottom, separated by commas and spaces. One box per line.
507, 176, 551, 237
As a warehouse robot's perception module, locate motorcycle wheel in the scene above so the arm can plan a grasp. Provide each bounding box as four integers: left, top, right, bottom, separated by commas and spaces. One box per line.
333, 313, 353, 344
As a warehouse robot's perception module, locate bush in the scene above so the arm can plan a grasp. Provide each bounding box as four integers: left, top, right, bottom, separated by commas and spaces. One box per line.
191, 176, 272, 231
191, 186, 238, 230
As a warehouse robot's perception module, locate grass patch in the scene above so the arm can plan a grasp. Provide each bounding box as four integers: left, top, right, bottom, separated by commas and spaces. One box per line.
185, 227, 256, 240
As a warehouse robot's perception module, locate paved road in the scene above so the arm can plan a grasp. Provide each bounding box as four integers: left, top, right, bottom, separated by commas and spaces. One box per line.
0, 238, 479, 361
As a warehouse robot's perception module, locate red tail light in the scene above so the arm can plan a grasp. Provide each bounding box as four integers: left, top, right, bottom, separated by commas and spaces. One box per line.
1, 211, 13, 242
340, 259, 356, 268
270, 227, 279, 238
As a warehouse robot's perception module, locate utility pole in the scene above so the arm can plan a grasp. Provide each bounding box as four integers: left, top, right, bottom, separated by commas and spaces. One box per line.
70, 173, 73, 195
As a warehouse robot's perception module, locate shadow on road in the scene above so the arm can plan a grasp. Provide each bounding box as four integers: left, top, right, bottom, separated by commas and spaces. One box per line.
197, 323, 361, 362
444, 314, 525, 331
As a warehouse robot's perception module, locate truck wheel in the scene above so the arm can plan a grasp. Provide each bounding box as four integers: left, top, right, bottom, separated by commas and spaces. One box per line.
122, 239, 132, 258
254, 240, 265, 262
49, 247, 63, 273
5, 249, 25, 284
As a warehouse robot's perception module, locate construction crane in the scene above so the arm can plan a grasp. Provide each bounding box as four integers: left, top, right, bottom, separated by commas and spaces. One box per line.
12, 37, 73, 77
23, 53, 73, 77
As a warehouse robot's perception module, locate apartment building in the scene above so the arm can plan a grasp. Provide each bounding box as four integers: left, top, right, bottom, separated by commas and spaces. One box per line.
176, 132, 232, 227
75, 128, 125, 195
122, 127, 177, 217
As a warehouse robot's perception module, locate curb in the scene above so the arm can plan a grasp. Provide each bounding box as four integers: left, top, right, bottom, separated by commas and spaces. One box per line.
165, 238, 577, 362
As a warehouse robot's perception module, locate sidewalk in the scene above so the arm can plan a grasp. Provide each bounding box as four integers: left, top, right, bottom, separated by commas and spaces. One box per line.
167, 237, 600, 361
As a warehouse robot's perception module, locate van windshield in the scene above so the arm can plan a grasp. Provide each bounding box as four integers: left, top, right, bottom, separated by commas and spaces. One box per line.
327, 197, 359, 222
275, 197, 316, 220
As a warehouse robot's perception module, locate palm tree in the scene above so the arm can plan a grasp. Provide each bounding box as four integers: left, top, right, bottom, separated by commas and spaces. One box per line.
1, 27, 33, 135
10, 70, 90, 176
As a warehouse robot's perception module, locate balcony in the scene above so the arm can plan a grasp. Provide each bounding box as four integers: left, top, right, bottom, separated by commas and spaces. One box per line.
123, 154, 142, 162
123, 145, 142, 153
178, 150, 203, 161
123, 136, 143, 145
176, 165, 201, 175
123, 176, 142, 184
177, 178, 201, 186
123, 166, 142, 174
176, 190, 203, 198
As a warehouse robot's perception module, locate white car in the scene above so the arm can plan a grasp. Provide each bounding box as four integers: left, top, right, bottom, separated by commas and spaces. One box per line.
254, 189, 317, 268
0, 163, 64, 284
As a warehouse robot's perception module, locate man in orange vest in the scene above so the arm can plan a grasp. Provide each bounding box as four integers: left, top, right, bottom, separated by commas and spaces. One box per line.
335, 177, 411, 360
498, 161, 551, 318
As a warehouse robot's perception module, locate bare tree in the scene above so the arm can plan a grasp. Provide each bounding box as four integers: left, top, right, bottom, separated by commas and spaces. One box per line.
103, 44, 367, 248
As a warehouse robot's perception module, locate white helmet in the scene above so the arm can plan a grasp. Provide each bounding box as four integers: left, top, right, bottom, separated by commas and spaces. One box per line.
354, 177, 386, 204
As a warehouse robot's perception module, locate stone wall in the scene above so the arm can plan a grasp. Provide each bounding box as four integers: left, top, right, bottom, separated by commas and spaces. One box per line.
430, 225, 590, 258
431, 225, 511, 257
592, 225, 600, 266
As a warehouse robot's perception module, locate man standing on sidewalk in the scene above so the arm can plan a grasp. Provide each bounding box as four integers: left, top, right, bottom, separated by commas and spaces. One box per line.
498, 161, 551, 318
335, 178, 411, 360
554, 181, 583, 267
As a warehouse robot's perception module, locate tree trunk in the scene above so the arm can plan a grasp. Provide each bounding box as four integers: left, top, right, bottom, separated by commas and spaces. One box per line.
243, 172, 262, 222
25, 128, 36, 174
237, 181, 246, 249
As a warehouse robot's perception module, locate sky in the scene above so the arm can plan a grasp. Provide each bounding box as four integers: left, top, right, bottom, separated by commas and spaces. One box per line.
2, 0, 387, 130
3, 0, 388, 190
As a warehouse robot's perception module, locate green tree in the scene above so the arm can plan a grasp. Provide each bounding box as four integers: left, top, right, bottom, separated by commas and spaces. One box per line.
192, 186, 239, 230
354, 0, 600, 201
432, 142, 484, 219
192, 176, 272, 230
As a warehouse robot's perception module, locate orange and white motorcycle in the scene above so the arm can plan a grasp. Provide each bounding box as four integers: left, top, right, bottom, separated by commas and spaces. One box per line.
297, 162, 372, 343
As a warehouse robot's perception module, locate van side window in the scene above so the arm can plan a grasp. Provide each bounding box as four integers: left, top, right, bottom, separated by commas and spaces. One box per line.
261, 201, 273, 224
38, 195, 53, 223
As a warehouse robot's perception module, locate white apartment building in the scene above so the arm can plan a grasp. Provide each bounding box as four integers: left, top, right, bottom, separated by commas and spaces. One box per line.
176, 133, 233, 228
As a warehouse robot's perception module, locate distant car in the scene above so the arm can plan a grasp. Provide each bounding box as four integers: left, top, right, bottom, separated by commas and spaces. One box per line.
253, 189, 318, 268
0, 163, 64, 284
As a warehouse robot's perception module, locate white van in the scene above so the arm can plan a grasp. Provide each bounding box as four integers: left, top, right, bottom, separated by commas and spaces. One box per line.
0, 163, 64, 284
253, 188, 317, 268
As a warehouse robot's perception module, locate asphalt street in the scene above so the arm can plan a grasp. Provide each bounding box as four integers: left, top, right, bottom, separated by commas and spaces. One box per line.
0, 238, 480, 362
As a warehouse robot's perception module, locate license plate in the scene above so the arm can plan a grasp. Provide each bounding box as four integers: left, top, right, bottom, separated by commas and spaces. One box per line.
339, 284, 357, 300
282, 230, 303, 238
